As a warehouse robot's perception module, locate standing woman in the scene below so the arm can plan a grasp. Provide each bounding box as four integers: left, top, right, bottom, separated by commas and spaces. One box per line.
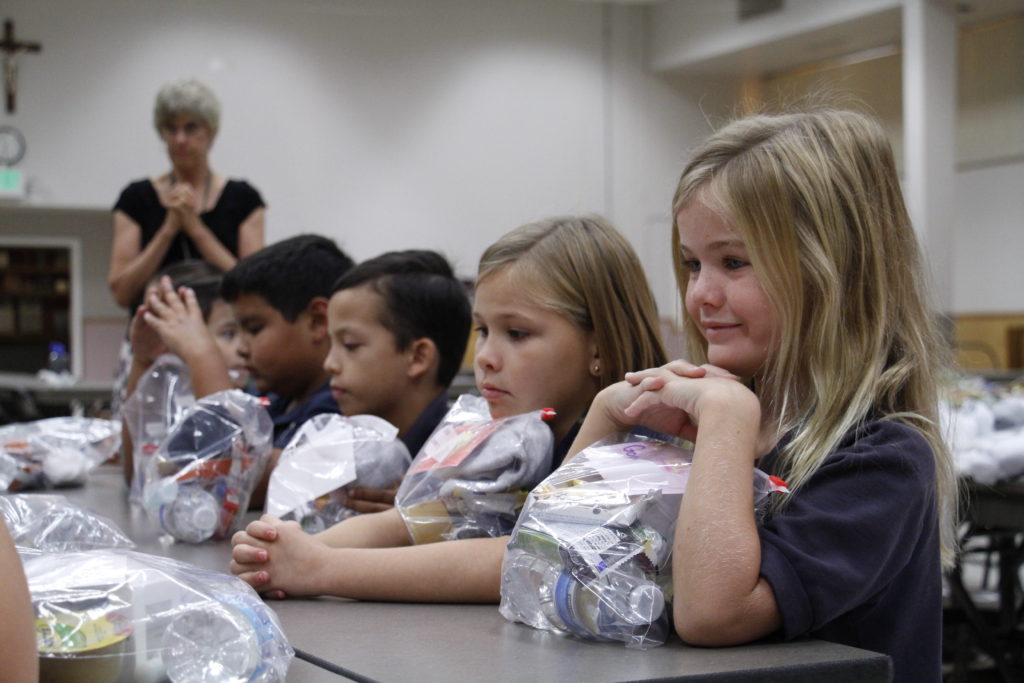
108, 78, 265, 310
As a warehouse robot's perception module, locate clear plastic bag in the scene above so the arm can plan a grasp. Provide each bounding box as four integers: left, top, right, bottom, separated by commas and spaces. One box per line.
0, 493, 135, 552
498, 432, 788, 649
396, 394, 554, 543
0, 417, 122, 491
140, 390, 273, 543
25, 548, 293, 682
122, 354, 196, 502
266, 413, 411, 532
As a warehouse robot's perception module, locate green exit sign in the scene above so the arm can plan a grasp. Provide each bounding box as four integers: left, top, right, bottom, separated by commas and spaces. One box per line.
0, 168, 25, 197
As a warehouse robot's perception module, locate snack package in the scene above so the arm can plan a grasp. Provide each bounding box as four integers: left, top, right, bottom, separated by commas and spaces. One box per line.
25, 549, 293, 682
0, 417, 122, 491
0, 494, 135, 552
122, 354, 196, 502
266, 413, 411, 532
396, 394, 554, 544
140, 390, 273, 543
498, 433, 788, 649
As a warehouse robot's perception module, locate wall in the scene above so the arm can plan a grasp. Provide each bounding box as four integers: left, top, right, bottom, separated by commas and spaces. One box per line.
662, 3, 1024, 317
757, 14, 1024, 313
0, 0, 736, 378
648, 0, 901, 75
0, 0, 721, 308
604, 6, 740, 323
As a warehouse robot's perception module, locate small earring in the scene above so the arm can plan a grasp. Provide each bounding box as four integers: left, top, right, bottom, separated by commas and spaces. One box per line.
592, 363, 600, 374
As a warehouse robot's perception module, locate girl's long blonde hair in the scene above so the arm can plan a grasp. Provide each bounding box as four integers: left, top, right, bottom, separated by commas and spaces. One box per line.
672, 110, 958, 567
479, 215, 667, 387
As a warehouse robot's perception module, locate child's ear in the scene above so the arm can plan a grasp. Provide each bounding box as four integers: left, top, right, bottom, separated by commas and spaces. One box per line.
588, 339, 601, 378
306, 297, 330, 343
407, 338, 438, 381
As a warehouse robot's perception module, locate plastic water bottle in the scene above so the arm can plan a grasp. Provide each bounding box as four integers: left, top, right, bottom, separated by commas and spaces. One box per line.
46, 341, 71, 374
159, 485, 220, 543
553, 568, 667, 643
500, 551, 568, 632
162, 601, 263, 683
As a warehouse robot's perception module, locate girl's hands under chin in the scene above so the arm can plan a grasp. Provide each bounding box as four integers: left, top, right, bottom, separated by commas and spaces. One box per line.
622, 361, 745, 442
591, 360, 710, 438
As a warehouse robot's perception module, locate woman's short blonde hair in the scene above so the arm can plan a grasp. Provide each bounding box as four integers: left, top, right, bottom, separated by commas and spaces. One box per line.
153, 78, 221, 136
478, 215, 666, 388
671, 109, 958, 567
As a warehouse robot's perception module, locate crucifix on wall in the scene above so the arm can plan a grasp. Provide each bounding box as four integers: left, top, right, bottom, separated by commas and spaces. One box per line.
0, 19, 42, 114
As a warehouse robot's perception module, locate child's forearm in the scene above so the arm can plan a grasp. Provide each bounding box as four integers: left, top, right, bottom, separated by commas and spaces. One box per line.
178, 343, 233, 398
248, 448, 280, 510
672, 391, 778, 645
314, 536, 507, 602
565, 385, 635, 462
120, 358, 151, 486
123, 356, 151, 400
314, 508, 411, 549
121, 423, 135, 485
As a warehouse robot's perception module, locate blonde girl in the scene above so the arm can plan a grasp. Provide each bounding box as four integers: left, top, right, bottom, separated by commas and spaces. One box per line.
230, 215, 666, 601
574, 109, 956, 682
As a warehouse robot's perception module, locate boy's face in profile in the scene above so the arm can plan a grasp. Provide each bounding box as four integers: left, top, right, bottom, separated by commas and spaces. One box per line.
233, 293, 319, 398
206, 299, 248, 389
324, 286, 416, 425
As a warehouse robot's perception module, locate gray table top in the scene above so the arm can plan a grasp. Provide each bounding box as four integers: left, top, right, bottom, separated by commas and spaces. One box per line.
51, 467, 892, 682
0, 371, 114, 405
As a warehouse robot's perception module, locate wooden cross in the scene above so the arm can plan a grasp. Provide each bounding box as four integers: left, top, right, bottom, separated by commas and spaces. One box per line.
0, 19, 42, 114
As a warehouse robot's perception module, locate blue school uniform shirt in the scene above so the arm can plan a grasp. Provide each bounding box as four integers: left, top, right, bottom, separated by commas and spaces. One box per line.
757, 419, 942, 683
400, 392, 450, 457
266, 382, 339, 449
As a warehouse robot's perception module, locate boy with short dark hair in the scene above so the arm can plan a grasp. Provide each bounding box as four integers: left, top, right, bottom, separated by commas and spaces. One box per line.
325, 249, 471, 511
145, 234, 355, 506
221, 234, 355, 451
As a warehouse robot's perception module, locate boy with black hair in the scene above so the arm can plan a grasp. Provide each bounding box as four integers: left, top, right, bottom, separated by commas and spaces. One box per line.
144, 234, 355, 506
220, 234, 354, 448
325, 249, 471, 511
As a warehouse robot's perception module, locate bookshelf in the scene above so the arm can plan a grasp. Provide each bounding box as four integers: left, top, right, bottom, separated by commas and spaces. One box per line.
0, 238, 81, 375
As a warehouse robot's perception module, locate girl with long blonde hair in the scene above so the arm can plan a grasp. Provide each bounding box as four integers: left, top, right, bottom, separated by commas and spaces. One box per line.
574, 109, 956, 682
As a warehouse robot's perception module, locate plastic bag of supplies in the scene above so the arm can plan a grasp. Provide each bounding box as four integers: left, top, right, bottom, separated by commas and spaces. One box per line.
396, 394, 555, 544
122, 354, 196, 502
266, 413, 412, 532
0, 417, 121, 491
0, 493, 135, 552
498, 433, 788, 649
140, 389, 272, 543
25, 549, 293, 682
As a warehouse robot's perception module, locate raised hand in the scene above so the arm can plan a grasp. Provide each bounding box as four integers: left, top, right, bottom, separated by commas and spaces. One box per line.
128, 302, 168, 369
143, 276, 217, 361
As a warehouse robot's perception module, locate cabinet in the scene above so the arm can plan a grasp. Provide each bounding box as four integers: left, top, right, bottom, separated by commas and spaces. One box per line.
0, 245, 73, 373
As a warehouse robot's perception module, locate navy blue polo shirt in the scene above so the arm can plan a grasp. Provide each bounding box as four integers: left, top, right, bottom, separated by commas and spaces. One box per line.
400, 392, 450, 458
266, 382, 339, 449
757, 419, 942, 683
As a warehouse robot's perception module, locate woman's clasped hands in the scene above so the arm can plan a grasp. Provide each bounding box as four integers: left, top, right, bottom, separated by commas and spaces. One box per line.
163, 181, 203, 234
